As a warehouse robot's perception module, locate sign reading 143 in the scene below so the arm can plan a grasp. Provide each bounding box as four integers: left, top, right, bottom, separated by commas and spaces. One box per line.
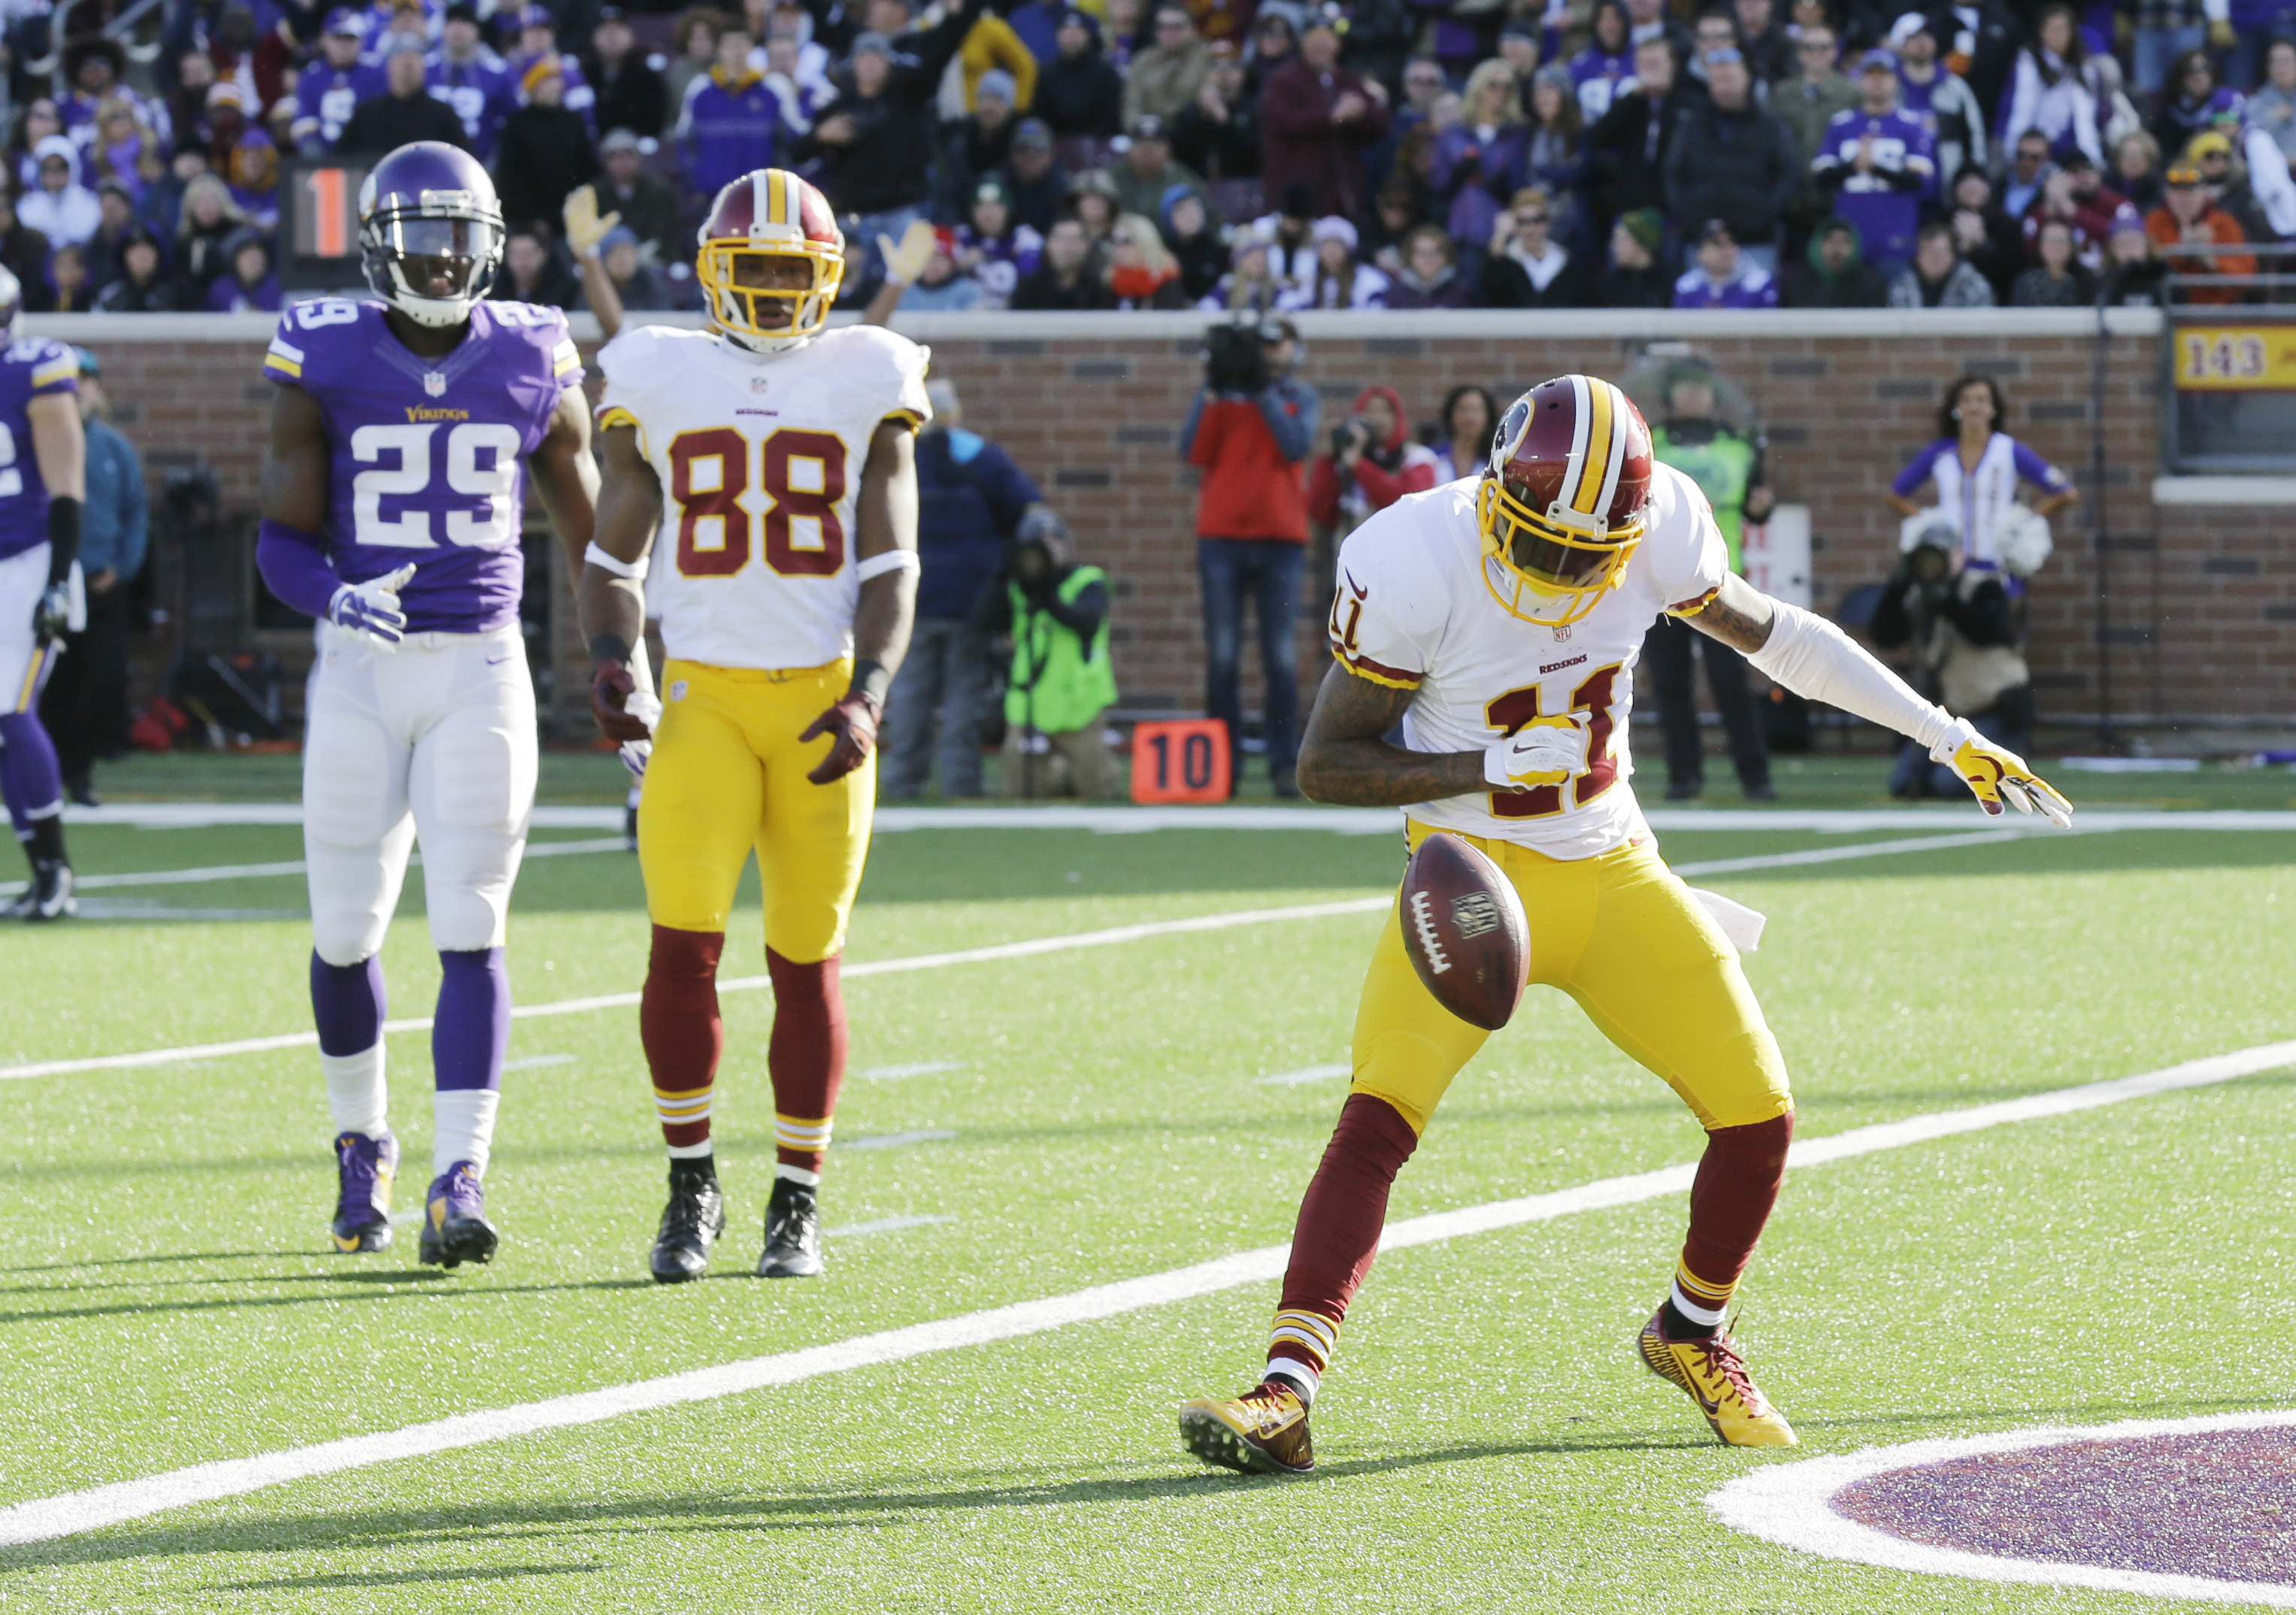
2175, 327, 2296, 390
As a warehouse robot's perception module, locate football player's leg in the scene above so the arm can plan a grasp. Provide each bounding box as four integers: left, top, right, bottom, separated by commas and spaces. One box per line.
753, 663, 874, 1277
0, 547, 71, 911
301, 644, 416, 1250
1565, 845, 1797, 1444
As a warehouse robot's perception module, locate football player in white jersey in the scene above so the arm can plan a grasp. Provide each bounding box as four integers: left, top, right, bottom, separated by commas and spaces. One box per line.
577, 168, 928, 1284
1180, 374, 2074, 1474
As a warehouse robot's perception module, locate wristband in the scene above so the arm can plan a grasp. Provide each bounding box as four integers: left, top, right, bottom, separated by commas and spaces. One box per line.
850, 658, 892, 708
45, 495, 80, 583
584, 541, 648, 580
855, 548, 919, 583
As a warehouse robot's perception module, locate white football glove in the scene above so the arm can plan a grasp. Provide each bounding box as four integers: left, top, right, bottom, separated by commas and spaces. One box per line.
1484, 715, 1590, 789
619, 689, 662, 781
326, 563, 416, 651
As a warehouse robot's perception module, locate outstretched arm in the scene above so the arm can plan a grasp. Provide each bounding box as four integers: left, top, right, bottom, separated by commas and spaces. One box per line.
1684, 573, 2072, 824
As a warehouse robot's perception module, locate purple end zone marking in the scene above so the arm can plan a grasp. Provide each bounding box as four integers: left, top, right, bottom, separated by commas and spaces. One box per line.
1834, 1428, 2296, 1586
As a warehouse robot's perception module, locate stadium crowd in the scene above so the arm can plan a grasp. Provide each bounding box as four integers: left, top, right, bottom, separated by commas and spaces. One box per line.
0, 0, 2288, 314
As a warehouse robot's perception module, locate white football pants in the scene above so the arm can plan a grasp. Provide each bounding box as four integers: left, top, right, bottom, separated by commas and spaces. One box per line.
303, 621, 536, 965
0, 543, 83, 714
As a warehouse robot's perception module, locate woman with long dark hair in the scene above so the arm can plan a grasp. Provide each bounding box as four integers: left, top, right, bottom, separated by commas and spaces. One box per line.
1998, 5, 2101, 165
1428, 383, 1497, 481
1886, 374, 2077, 573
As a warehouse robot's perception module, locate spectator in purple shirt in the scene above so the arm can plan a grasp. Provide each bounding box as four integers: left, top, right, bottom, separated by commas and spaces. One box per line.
295, 12, 390, 156
1570, 1, 1635, 123
679, 23, 792, 202
202, 229, 280, 311
429, 3, 519, 160
1811, 50, 1934, 280
1672, 218, 1780, 306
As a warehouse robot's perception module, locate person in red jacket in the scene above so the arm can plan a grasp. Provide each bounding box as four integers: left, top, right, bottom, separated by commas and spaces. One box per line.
1259, 7, 1392, 220
1180, 314, 1320, 796
1307, 384, 1440, 539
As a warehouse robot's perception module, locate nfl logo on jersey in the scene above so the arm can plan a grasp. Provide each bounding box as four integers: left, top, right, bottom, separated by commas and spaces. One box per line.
424, 372, 447, 398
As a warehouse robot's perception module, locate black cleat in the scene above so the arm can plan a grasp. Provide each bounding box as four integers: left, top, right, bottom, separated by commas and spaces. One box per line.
417, 1162, 498, 1268
329, 1130, 398, 1252
650, 1161, 725, 1283
757, 1177, 823, 1277
16, 859, 74, 921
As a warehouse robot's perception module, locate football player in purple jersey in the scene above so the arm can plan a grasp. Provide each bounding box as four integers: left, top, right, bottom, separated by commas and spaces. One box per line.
0, 265, 89, 923
255, 141, 598, 1267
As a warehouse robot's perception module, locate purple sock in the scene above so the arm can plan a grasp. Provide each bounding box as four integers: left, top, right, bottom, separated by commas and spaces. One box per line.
310, 953, 386, 1055
0, 711, 62, 826
434, 947, 509, 1092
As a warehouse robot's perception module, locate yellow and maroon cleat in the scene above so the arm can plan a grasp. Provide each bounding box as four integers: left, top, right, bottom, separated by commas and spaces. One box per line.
1179, 1380, 1316, 1475
1637, 1310, 1798, 1447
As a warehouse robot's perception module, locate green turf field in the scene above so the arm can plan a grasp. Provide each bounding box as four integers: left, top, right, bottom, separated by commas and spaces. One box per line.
1, 792, 2292, 1612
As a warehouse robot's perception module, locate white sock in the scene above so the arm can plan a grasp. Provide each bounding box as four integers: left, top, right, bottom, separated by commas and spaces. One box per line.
666, 1140, 714, 1160
1265, 1356, 1321, 1405
774, 1163, 821, 1187
320, 1045, 389, 1139
432, 1089, 501, 1177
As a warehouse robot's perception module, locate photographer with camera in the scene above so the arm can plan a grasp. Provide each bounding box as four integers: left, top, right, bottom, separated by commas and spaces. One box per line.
1305, 384, 1439, 542
976, 508, 1119, 798
1179, 314, 1319, 797
1870, 514, 2039, 801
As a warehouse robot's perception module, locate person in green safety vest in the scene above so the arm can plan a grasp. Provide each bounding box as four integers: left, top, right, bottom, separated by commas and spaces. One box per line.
974, 508, 1122, 798
1644, 365, 1777, 801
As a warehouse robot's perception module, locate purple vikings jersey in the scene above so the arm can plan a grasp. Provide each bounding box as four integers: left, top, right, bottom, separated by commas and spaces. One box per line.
294, 59, 389, 148
262, 298, 580, 632
0, 338, 78, 561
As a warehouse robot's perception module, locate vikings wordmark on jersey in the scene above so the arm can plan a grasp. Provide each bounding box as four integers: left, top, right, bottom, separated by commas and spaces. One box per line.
263, 297, 582, 632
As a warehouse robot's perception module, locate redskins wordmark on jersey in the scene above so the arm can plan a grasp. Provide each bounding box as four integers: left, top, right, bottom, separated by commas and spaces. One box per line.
1328, 462, 1729, 861
595, 322, 931, 671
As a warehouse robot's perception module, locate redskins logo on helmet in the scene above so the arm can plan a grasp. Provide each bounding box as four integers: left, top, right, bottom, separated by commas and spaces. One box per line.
1477, 374, 1653, 628
696, 168, 844, 355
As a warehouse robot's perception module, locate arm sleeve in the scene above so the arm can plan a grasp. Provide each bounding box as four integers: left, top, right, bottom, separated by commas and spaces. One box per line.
1892, 441, 1947, 498
256, 519, 342, 619
1745, 599, 1959, 752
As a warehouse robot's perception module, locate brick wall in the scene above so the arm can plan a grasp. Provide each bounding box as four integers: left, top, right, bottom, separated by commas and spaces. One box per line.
41, 306, 2296, 738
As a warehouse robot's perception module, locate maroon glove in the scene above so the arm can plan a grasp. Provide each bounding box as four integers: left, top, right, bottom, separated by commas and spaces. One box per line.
800, 691, 882, 783
590, 658, 651, 743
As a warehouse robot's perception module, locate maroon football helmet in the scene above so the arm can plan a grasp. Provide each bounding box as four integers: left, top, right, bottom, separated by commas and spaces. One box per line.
695, 168, 844, 354
1477, 374, 1655, 626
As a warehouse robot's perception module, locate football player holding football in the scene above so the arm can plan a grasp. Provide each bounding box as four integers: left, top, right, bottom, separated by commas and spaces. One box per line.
256, 142, 600, 1266
577, 168, 927, 1284
1180, 374, 2072, 1471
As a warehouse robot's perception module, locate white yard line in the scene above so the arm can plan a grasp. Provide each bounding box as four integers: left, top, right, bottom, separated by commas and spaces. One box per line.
825, 1215, 958, 1238
838, 1130, 957, 1152
0, 826, 2205, 1084
60, 801, 2296, 834
1707, 1408, 2296, 1608
2, 1036, 2288, 1550
0, 836, 629, 899
853, 1062, 967, 1081
1257, 1062, 1352, 1087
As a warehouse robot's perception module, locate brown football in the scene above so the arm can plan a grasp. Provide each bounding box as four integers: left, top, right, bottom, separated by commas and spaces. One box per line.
1400, 832, 1530, 1031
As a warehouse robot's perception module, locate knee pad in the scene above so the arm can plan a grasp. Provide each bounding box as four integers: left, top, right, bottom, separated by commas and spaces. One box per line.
426, 881, 510, 953
426, 723, 529, 831
313, 910, 388, 968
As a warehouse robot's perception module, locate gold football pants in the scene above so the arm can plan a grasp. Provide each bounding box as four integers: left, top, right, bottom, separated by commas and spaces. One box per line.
1349, 822, 1792, 1135
638, 657, 874, 962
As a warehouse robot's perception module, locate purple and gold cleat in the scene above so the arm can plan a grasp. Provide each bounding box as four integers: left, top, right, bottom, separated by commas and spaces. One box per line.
417, 1161, 498, 1269
330, 1130, 398, 1253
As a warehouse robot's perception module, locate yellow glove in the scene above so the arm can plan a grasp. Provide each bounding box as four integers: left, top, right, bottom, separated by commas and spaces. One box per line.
1483, 714, 1589, 789
1931, 720, 2073, 828
562, 185, 621, 261
877, 219, 938, 287
2208, 17, 2237, 49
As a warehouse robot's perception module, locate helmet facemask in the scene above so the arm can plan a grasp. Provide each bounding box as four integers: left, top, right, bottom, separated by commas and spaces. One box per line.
698, 238, 843, 355
1477, 474, 1643, 628
362, 206, 503, 329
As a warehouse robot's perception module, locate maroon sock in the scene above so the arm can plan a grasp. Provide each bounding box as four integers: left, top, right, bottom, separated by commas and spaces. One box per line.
766, 947, 847, 1177
641, 926, 725, 1152
1267, 1093, 1421, 1375
1666, 1111, 1796, 1339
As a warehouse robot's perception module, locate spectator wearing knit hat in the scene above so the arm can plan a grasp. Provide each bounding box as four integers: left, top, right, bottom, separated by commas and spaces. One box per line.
1280, 214, 1387, 308
950, 67, 1022, 199
428, 4, 519, 159
1596, 208, 1673, 306
997, 118, 1069, 232
583, 128, 683, 263
497, 55, 600, 232
507, 5, 598, 132
1200, 232, 1284, 312
92, 227, 180, 313
1780, 214, 1888, 307
578, 224, 688, 313
341, 38, 472, 153
1035, 9, 1126, 137
955, 177, 1043, 306
1260, 5, 1392, 220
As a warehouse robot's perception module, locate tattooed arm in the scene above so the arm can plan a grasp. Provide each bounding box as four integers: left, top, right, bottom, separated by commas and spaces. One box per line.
1297, 665, 1489, 807
1677, 571, 1778, 653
